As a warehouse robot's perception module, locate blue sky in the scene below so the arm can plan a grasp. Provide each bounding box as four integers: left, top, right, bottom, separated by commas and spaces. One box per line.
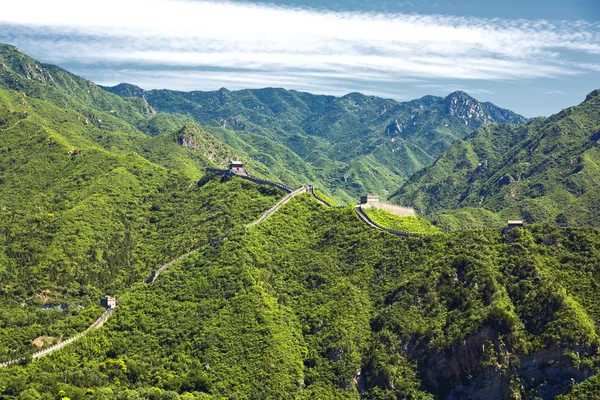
1, 0, 599, 117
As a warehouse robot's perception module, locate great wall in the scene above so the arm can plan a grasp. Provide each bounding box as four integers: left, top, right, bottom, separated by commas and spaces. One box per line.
0, 162, 520, 368
0, 307, 115, 368
247, 186, 308, 228
205, 162, 293, 193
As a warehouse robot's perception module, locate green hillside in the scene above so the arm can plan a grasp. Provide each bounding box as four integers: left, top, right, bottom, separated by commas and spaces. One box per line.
2, 43, 600, 400
391, 89, 600, 229
102, 82, 526, 202
0, 44, 311, 186
0, 43, 528, 204
0, 83, 285, 364
2, 193, 600, 399
362, 208, 442, 235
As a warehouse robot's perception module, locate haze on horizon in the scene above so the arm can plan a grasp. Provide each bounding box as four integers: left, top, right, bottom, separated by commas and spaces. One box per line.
0, 0, 599, 117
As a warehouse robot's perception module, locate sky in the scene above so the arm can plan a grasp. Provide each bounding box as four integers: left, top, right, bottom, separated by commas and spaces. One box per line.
0, 0, 599, 117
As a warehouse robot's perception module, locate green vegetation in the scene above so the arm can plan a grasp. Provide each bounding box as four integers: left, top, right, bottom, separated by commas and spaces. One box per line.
432, 207, 505, 232
392, 89, 600, 227
0, 69, 284, 362
103, 83, 525, 203
362, 207, 442, 234
2, 194, 600, 399
1, 44, 600, 399
313, 188, 337, 206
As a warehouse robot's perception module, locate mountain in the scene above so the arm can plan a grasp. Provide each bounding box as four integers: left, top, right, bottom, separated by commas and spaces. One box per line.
0, 86, 284, 365
0, 44, 299, 182
0, 45, 154, 124
2, 43, 526, 202
390, 89, 600, 229
102, 83, 526, 202
0, 44, 289, 364
2, 193, 600, 399
4, 43, 600, 399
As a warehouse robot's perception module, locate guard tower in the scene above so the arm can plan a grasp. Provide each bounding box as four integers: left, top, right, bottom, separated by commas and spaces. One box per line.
229, 161, 246, 175
360, 194, 380, 205
100, 295, 117, 309
505, 220, 525, 232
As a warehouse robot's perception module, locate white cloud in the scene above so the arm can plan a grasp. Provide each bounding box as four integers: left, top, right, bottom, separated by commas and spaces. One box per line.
1, 0, 599, 88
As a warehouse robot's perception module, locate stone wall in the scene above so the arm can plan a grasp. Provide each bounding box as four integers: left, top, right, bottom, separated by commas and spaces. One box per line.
0, 307, 115, 368
206, 168, 292, 193
354, 205, 425, 237
246, 186, 307, 228
361, 201, 416, 217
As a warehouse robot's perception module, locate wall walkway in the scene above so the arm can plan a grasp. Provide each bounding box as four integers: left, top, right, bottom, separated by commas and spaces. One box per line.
0, 173, 478, 368
0, 307, 115, 368
354, 205, 426, 238
206, 168, 293, 193
246, 186, 308, 228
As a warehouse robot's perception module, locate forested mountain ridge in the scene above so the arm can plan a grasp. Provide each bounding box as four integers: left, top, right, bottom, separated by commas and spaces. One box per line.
391, 89, 600, 228
0, 50, 286, 367
102, 81, 526, 201
0, 44, 155, 125
3, 43, 600, 400
2, 193, 600, 399
0, 43, 311, 185
0, 43, 529, 203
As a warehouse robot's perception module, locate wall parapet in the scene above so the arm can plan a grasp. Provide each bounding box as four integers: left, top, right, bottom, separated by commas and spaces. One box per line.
307, 186, 345, 208
0, 307, 116, 368
205, 168, 293, 193
361, 201, 416, 217
355, 205, 426, 238
247, 186, 307, 228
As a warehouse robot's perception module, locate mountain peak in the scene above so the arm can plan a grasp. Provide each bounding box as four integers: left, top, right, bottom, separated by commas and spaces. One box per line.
341, 92, 370, 102
0, 43, 21, 54
585, 89, 600, 102
440, 90, 486, 121
445, 90, 476, 101
101, 83, 146, 98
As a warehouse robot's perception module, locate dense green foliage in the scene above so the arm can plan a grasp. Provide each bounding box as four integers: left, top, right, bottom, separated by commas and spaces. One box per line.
0, 43, 528, 203
362, 208, 442, 234
2, 194, 600, 399
103, 83, 525, 202
392, 89, 600, 228
2, 44, 600, 399
0, 43, 298, 183
0, 77, 284, 362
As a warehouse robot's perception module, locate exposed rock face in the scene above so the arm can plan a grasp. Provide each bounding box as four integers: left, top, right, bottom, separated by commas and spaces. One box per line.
179, 134, 203, 151
177, 126, 205, 151
444, 91, 489, 125
421, 326, 506, 399
386, 120, 403, 135
174, 123, 236, 166
518, 345, 591, 399
141, 98, 156, 115
416, 326, 593, 399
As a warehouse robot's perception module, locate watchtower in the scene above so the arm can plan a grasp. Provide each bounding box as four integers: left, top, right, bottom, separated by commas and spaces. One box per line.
100, 295, 117, 309
229, 161, 245, 175
505, 220, 525, 232
360, 194, 380, 205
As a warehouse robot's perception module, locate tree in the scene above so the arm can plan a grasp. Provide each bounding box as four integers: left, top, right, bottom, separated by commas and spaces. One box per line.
18, 389, 42, 400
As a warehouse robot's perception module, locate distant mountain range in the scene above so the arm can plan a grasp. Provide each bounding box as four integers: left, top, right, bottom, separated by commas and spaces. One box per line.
2, 42, 598, 228
392, 90, 600, 228
0, 43, 529, 203
101, 82, 526, 202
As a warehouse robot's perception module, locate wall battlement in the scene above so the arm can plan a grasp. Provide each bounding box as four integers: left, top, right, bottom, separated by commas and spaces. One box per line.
360, 202, 416, 217
206, 167, 293, 193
